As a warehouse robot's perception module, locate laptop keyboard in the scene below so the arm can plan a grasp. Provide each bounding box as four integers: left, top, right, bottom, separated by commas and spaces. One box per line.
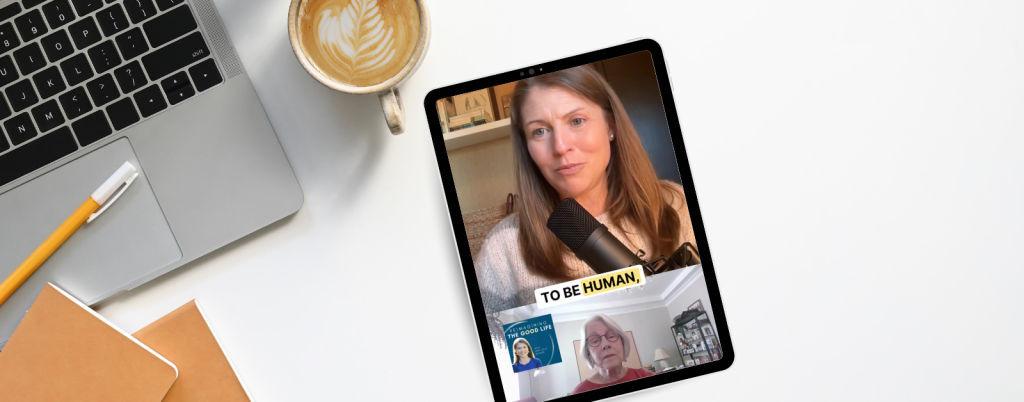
0, 0, 222, 188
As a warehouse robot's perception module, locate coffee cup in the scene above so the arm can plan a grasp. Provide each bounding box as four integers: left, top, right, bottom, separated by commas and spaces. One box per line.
288, 0, 430, 135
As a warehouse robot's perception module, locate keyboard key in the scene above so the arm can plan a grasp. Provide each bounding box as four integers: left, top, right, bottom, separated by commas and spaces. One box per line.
31, 99, 64, 132
13, 43, 46, 75
164, 82, 193, 105
132, 84, 164, 117
58, 86, 91, 119
0, 55, 19, 87
42, 0, 76, 29
95, 4, 127, 36
160, 70, 186, 92
71, 110, 110, 146
142, 4, 196, 48
60, 53, 92, 86
14, 10, 48, 42
141, 32, 209, 80
24, 0, 48, 9
155, 0, 184, 11
0, 126, 77, 187
70, 0, 102, 17
106, 97, 137, 130
188, 58, 221, 92
5, 113, 37, 145
73, 109, 112, 145
40, 30, 74, 62
85, 73, 117, 105
68, 17, 99, 51
124, 0, 156, 24
114, 27, 147, 59
0, 133, 6, 152
0, 4, 21, 23
87, 40, 120, 73
113, 60, 144, 92
5, 79, 38, 112
160, 70, 192, 104
0, 22, 19, 55
32, 66, 66, 99
0, 93, 12, 120
72, 109, 112, 147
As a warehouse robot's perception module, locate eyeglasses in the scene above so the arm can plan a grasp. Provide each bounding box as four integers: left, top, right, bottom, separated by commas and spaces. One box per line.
586, 331, 620, 346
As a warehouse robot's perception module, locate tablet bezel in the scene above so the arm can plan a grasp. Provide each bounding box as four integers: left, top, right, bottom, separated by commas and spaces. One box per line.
423, 38, 734, 402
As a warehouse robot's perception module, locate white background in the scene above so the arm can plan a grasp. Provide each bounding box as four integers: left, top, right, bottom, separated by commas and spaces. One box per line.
95, 0, 1024, 400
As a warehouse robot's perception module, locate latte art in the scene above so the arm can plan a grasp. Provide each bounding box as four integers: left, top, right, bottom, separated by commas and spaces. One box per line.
298, 0, 420, 88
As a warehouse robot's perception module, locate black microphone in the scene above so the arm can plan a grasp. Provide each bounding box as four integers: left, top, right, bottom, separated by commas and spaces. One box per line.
546, 199, 643, 274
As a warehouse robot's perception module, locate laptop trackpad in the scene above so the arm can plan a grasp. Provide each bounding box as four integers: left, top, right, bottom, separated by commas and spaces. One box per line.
0, 138, 181, 343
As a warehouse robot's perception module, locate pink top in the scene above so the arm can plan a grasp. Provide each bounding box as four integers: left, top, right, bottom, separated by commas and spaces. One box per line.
572, 367, 654, 394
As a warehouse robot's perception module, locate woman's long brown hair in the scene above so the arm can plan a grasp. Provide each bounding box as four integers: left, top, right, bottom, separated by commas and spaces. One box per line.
509, 65, 683, 281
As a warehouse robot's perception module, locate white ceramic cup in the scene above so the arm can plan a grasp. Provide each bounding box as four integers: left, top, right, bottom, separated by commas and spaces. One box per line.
288, 0, 431, 135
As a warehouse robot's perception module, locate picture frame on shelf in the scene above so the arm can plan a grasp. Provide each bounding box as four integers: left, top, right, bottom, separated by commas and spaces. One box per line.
492, 82, 517, 120
702, 326, 714, 337
688, 300, 704, 312
452, 89, 495, 122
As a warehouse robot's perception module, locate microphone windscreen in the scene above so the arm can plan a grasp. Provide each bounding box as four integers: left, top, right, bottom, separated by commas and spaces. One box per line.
547, 199, 602, 253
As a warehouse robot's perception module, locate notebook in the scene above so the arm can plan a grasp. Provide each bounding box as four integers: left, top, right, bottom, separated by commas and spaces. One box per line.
134, 300, 253, 402
0, 283, 178, 401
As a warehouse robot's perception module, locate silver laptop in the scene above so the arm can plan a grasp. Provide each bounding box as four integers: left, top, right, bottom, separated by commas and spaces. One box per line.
0, 0, 302, 347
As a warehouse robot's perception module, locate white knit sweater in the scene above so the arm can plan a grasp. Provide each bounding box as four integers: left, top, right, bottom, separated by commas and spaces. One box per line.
474, 181, 696, 315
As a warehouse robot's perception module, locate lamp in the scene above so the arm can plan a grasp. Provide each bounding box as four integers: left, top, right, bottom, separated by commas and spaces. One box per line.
653, 348, 671, 370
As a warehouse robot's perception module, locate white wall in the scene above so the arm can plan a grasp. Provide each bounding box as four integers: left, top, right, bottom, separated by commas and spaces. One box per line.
525, 307, 683, 401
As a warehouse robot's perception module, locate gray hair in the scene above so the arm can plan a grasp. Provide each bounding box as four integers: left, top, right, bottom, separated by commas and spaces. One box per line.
579, 314, 630, 369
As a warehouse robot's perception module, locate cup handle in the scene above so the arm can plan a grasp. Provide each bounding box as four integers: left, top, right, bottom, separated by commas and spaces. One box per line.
379, 87, 405, 135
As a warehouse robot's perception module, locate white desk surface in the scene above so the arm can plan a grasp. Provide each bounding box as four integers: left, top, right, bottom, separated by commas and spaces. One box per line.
96, 0, 1024, 400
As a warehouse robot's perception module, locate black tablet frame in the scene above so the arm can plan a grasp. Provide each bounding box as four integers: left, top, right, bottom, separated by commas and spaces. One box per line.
423, 38, 734, 402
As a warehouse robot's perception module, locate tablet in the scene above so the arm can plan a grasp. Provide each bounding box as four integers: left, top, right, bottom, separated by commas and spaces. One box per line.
424, 39, 733, 402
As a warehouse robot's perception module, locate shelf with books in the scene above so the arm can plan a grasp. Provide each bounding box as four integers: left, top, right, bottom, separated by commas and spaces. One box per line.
444, 118, 512, 151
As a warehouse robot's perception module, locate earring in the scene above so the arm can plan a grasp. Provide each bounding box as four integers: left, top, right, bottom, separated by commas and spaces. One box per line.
610, 134, 615, 140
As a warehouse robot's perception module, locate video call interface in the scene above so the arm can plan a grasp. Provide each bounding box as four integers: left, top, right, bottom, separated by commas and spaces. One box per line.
436, 51, 722, 401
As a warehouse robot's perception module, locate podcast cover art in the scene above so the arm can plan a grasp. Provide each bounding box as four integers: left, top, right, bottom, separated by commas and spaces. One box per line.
503, 314, 562, 373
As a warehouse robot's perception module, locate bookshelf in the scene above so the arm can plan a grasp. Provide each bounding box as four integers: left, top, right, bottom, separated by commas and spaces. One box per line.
443, 119, 512, 151
670, 309, 721, 367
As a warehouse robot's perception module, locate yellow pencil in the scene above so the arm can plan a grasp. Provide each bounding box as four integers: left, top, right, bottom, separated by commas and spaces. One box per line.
0, 162, 138, 306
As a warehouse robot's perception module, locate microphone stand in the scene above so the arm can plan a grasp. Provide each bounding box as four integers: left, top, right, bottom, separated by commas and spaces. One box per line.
636, 242, 701, 276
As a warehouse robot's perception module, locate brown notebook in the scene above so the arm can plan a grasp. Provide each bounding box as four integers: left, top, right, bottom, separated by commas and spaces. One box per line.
134, 300, 253, 402
0, 283, 178, 402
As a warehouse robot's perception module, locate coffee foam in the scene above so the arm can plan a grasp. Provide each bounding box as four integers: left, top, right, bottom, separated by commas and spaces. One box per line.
298, 0, 420, 88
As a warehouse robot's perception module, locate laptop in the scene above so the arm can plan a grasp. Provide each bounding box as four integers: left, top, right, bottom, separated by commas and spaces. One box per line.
0, 0, 302, 347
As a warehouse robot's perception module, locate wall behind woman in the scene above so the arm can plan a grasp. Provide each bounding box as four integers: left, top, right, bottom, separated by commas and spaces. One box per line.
599, 51, 683, 185
449, 136, 518, 212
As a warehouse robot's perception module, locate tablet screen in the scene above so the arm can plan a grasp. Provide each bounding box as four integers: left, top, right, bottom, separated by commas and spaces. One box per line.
427, 42, 730, 401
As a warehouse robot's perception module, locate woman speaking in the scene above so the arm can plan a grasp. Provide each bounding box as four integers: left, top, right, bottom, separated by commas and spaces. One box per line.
476, 65, 696, 315
573, 314, 652, 394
